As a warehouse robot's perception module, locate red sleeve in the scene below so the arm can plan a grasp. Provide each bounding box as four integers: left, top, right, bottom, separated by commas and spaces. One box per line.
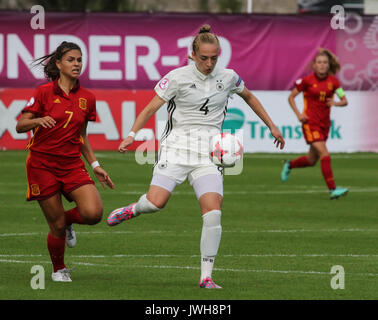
333, 76, 341, 90
86, 94, 96, 122
22, 87, 44, 117
294, 76, 308, 92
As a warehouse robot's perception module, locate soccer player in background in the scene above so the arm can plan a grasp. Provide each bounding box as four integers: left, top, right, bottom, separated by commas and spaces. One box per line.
107, 25, 285, 289
16, 42, 114, 282
281, 48, 348, 199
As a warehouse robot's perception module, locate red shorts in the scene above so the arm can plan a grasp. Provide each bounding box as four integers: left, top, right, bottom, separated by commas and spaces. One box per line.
302, 123, 329, 144
25, 151, 94, 202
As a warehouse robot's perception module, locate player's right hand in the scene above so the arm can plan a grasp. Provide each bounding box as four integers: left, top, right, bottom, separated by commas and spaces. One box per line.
118, 136, 134, 153
298, 113, 308, 123
36, 116, 56, 128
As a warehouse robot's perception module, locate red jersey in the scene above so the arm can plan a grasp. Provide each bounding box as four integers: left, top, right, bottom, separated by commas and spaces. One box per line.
295, 73, 341, 128
22, 79, 96, 158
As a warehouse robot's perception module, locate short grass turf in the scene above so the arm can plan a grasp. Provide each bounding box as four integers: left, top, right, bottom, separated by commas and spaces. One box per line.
0, 150, 377, 300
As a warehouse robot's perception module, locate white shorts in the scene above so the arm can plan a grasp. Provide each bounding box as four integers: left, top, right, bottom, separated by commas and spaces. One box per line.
153, 161, 222, 185
152, 134, 223, 198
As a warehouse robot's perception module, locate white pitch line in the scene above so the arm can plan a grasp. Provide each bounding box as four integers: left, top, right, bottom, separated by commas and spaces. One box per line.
0, 258, 110, 267
221, 253, 378, 258
224, 228, 378, 233
0, 254, 43, 257
1, 228, 378, 238
1, 258, 377, 276
139, 264, 378, 277
0, 259, 52, 264
2, 253, 378, 259
2, 188, 378, 196
116, 188, 378, 196
0, 232, 39, 237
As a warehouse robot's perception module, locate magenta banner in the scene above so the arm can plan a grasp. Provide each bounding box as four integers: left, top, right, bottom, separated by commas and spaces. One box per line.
0, 11, 375, 90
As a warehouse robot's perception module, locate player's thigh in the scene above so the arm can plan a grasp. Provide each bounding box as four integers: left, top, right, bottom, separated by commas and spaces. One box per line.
26, 153, 61, 201
38, 193, 66, 236
190, 169, 223, 214
150, 162, 188, 208
68, 184, 103, 221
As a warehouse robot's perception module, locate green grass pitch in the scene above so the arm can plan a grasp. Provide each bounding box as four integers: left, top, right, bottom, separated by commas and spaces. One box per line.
0, 150, 377, 300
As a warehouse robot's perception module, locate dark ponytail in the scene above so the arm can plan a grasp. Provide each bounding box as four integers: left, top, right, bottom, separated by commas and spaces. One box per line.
32, 41, 82, 81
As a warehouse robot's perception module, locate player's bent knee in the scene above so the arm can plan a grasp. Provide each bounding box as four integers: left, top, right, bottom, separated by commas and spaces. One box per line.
81, 207, 103, 225
134, 194, 161, 214
308, 158, 318, 166
50, 219, 66, 237
147, 195, 167, 209
86, 214, 102, 225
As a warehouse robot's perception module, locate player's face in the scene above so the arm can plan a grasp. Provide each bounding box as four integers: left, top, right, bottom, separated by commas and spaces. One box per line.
313, 54, 329, 78
193, 43, 219, 75
56, 49, 83, 80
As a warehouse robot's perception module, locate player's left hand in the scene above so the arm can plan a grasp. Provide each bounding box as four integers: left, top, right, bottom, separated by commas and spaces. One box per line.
93, 167, 114, 189
326, 98, 335, 107
270, 126, 285, 150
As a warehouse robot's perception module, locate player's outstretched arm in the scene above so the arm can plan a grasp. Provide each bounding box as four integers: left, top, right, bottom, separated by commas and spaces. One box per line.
238, 87, 285, 149
118, 94, 166, 153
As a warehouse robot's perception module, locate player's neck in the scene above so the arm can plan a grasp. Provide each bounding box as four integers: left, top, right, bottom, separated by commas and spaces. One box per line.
314, 72, 328, 80
58, 76, 77, 95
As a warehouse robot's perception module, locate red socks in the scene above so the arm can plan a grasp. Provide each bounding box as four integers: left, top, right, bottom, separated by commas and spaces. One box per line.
290, 155, 336, 190
47, 233, 66, 272
65, 207, 85, 225
290, 156, 311, 168
47, 208, 84, 273
320, 156, 336, 190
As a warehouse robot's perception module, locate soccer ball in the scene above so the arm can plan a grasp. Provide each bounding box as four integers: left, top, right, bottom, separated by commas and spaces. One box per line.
210, 133, 243, 168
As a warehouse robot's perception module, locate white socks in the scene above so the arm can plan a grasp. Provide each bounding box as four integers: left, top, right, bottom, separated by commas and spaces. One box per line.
133, 194, 160, 216
133, 196, 221, 281
200, 210, 222, 281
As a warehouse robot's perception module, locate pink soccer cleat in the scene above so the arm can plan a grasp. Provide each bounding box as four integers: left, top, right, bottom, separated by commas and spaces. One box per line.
107, 203, 137, 226
199, 277, 222, 289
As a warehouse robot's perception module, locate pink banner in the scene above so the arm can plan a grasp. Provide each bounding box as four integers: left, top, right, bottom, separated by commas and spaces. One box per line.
336, 14, 378, 91
0, 12, 376, 91
0, 11, 337, 90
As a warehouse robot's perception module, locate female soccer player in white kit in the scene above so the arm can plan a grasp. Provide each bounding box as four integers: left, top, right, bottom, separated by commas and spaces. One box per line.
107, 25, 285, 289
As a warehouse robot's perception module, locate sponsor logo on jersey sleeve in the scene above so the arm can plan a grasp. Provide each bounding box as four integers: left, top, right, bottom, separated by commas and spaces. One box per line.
295, 78, 302, 85
26, 97, 35, 107
159, 78, 169, 90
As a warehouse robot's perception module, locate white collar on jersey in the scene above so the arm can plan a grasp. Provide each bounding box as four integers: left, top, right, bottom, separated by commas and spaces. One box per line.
191, 64, 218, 80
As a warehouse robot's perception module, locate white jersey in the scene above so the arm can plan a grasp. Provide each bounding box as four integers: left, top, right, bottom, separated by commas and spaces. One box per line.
154, 64, 245, 165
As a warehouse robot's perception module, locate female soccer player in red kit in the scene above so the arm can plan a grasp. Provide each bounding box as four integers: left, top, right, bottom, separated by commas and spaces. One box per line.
16, 42, 114, 282
281, 49, 348, 199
